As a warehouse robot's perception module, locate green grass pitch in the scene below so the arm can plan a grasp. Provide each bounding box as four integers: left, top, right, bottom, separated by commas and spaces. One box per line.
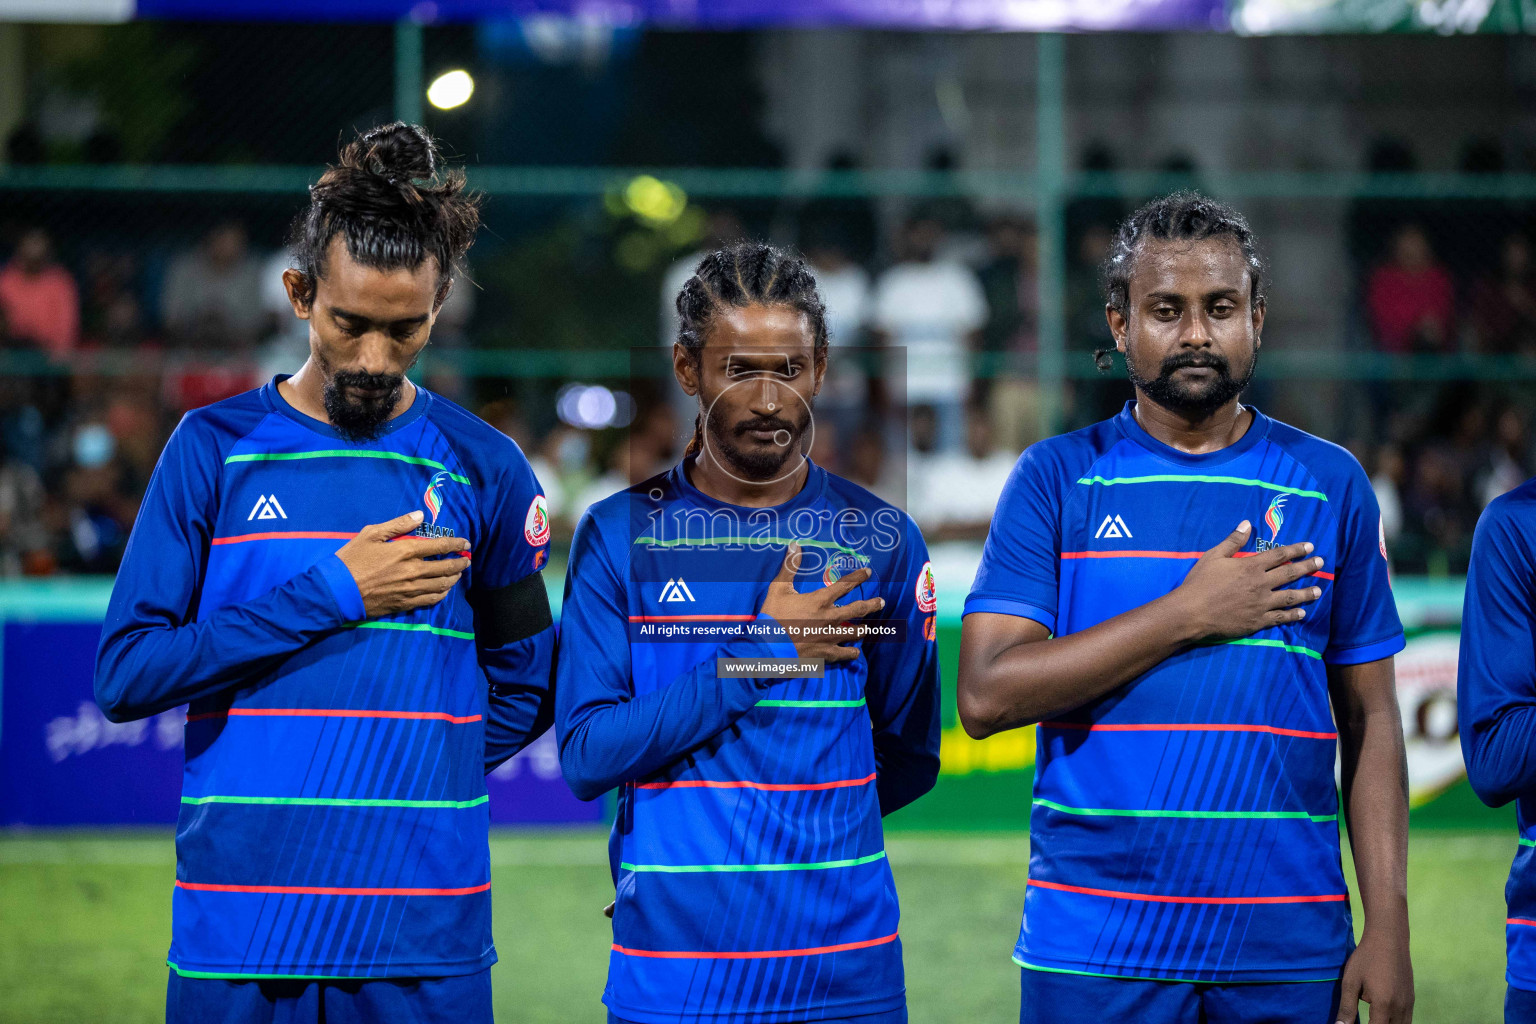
0, 830, 1514, 1022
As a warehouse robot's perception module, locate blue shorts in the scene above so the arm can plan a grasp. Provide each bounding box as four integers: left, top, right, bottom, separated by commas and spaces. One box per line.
1020, 968, 1342, 1024
166, 967, 492, 1024
1509, 984, 1536, 1023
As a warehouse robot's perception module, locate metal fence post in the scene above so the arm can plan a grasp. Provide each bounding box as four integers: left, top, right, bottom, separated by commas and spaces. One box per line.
1036, 32, 1068, 440
395, 19, 424, 126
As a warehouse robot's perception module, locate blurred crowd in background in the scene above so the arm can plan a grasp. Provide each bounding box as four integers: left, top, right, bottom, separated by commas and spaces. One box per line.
2, 153, 1535, 579
4, 22, 1535, 580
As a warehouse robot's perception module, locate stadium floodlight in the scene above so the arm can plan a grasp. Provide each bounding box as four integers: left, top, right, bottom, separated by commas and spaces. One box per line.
427, 70, 475, 110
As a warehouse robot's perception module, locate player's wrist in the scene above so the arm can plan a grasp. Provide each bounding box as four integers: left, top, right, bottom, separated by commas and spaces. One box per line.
1156, 588, 1211, 647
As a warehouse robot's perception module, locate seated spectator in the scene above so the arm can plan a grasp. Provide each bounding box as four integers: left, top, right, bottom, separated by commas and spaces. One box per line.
44, 422, 138, 575
1470, 233, 1536, 354
1366, 224, 1455, 353
871, 213, 987, 453
161, 220, 267, 350
906, 403, 1016, 543
0, 228, 80, 358
0, 435, 48, 576
1479, 406, 1529, 509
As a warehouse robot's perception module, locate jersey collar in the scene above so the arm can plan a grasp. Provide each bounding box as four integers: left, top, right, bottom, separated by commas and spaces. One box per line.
1114, 399, 1271, 469
262, 374, 431, 441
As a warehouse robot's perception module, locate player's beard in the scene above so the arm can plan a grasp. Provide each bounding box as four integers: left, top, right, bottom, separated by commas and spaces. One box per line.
318, 352, 411, 443
705, 403, 810, 480
1127, 342, 1258, 420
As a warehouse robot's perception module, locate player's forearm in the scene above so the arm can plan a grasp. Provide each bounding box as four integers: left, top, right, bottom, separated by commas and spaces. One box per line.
1465, 705, 1536, 807
483, 627, 557, 773
94, 555, 362, 722
1341, 707, 1411, 937
1334, 660, 1411, 939
557, 636, 784, 801
957, 591, 1204, 737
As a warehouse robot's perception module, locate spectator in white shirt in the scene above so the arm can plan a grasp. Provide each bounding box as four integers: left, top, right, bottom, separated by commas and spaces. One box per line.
871, 214, 987, 453
161, 221, 267, 350
908, 403, 1017, 543
803, 219, 872, 444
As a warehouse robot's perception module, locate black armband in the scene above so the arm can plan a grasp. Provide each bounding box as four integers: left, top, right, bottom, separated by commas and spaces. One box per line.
472, 571, 553, 647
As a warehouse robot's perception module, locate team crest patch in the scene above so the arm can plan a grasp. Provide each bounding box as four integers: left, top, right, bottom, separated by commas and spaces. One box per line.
823, 551, 871, 586
524, 494, 550, 547
915, 560, 937, 614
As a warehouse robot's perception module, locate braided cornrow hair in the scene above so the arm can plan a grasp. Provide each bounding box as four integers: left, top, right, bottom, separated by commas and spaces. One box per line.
674, 241, 830, 458
1095, 191, 1267, 371
287, 122, 481, 308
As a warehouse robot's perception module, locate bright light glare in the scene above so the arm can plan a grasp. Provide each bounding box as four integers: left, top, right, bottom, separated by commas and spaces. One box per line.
427, 70, 475, 110
623, 175, 688, 226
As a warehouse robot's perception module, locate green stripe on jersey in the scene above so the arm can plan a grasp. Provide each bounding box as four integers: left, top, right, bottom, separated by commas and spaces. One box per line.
225, 450, 471, 484
1520, 838, 1536, 848
1076, 474, 1328, 501
1012, 957, 1341, 985
1034, 797, 1336, 823
169, 962, 360, 981
757, 698, 867, 708
349, 622, 475, 640
620, 851, 887, 874
181, 795, 489, 809
1212, 638, 1324, 660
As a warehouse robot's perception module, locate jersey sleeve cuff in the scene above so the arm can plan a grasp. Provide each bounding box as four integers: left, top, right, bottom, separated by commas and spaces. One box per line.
962, 595, 1056, 633
313, 553, 366, 624
1323, 632, 1406, 665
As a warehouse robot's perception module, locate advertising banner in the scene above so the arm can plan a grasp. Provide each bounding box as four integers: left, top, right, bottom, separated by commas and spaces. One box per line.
0, 573, 1502, 830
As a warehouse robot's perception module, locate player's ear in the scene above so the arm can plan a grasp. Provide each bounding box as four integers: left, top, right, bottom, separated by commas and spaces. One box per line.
283, 268, 315, 319
434, 273, 454, 312
1107, 303, 1128, 352
1251, 296, 1266, 348
673, 343, 700, 397
811, 347, 827, 397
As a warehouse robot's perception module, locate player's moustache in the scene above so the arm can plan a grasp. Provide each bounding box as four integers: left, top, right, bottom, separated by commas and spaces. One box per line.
1157, 351, 1231, 378
735, 415, 798, 437
332, 369, 404, 397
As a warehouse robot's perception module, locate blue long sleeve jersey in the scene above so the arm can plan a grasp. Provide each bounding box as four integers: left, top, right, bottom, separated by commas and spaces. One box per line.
967, 402, 1404, 983
93, 376, 556, 980
1458, 479, 1536, 991
554, 458, 941, 1024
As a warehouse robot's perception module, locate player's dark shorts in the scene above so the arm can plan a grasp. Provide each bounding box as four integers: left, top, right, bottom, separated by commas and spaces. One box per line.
1509, 983, 1536, 1023
1020, 967, 1342, 1024
166, 967, 491, 1024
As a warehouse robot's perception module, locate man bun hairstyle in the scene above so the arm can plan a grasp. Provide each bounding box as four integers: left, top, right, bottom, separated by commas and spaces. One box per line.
674, 241, 829, 458
288, 121, 481, 307
1095, 191, 1267, 371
